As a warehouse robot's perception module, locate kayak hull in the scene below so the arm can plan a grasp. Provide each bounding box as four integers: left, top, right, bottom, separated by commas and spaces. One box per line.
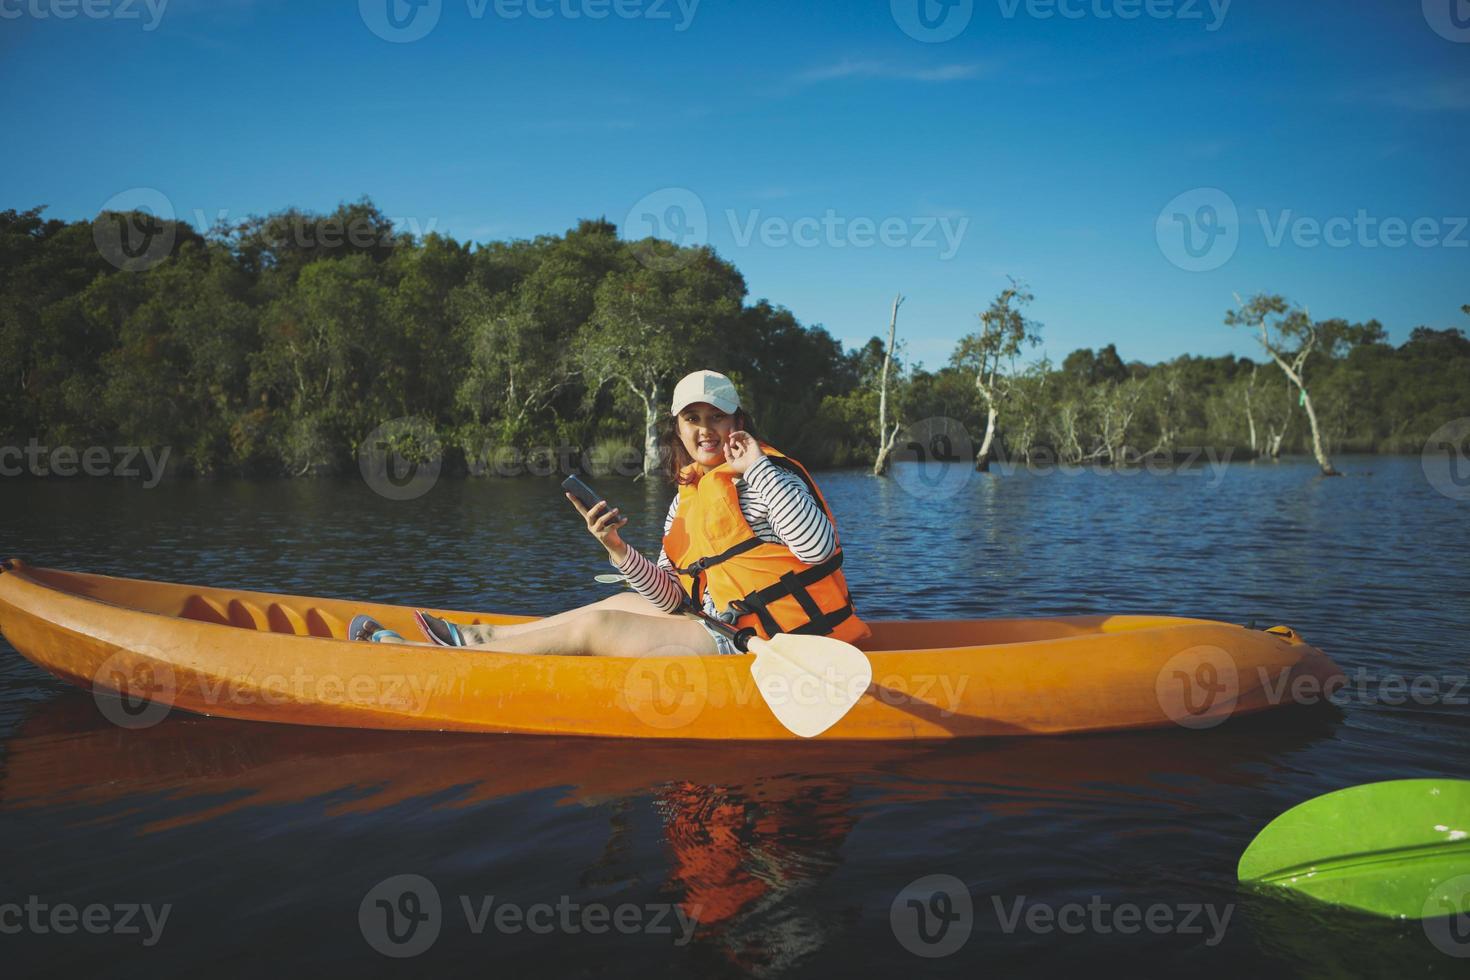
0, 560, 1344, 740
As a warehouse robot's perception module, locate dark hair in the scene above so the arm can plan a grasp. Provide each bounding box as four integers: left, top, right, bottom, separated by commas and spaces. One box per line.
660, 408, 760, 485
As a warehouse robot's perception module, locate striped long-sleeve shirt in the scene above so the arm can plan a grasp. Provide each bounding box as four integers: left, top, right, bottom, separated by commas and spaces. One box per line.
613, 453, 837, 614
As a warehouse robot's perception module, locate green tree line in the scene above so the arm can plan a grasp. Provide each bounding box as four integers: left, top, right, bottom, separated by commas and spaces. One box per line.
2, 200, 1466, 477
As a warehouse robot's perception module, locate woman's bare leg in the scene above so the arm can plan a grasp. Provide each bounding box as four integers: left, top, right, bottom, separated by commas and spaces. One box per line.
458, 592, 671, 643
462, 609, 717, 657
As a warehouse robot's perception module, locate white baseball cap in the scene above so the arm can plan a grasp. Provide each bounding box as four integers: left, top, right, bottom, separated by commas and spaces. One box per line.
670, 370, 741, 416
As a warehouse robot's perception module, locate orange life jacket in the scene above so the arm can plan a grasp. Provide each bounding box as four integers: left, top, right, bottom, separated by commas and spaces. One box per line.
663, 444, 870, 645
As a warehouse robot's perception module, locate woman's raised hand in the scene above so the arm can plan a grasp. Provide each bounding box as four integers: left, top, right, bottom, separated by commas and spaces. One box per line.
567, 494, 629, 563
724, 430, 764, 475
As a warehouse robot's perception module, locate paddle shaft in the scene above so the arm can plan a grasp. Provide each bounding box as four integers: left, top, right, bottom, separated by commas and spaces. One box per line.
685, 605, 758, 653
686, 607, 847, 678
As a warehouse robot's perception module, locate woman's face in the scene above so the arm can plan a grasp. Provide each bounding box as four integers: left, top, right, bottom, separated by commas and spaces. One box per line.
677, 402, 738, 468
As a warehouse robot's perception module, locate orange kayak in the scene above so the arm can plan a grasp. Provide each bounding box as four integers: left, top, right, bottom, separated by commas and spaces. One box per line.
0, 559, 1343, 740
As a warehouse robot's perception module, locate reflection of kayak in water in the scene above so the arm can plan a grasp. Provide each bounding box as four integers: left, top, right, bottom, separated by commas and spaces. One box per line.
1, 690, 1337, 830
0, 561, 1343, 739
0, 693, 1340, 974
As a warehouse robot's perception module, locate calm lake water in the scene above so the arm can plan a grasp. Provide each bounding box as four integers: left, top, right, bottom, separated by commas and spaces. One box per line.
1, 454, 1467, 978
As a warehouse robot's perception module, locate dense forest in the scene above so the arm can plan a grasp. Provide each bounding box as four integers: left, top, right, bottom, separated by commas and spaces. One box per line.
2, 200, 1466, 478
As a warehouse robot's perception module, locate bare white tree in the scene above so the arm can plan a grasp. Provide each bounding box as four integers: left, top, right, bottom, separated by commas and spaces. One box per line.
952, 279, 1042, 471
1226, 293, 1338, 476
873, 293, 904, 476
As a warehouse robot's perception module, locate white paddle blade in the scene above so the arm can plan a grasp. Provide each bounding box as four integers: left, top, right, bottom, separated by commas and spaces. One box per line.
749, 633, 873, 738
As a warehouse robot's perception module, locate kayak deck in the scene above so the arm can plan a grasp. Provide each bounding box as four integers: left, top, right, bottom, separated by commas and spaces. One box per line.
0, 559, 1344, 740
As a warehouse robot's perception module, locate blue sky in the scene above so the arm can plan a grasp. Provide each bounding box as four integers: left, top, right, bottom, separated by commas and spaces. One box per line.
3, 0, 1466, 368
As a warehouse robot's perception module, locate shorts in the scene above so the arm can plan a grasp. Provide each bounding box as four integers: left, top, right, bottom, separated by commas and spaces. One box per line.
698, 604, 744, 656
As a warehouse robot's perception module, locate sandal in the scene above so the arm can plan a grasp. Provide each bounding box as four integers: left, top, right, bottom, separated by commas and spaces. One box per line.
413, 610, 465, 647
349, 613, 405, 644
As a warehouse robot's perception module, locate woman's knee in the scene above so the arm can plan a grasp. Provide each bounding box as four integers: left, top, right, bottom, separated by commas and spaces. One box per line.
568, 609, 622, 650
600, 592, 667, 616
569, 609, 710, 657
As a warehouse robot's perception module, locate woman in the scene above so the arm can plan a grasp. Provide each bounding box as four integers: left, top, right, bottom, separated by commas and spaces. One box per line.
353, 370, 868, 656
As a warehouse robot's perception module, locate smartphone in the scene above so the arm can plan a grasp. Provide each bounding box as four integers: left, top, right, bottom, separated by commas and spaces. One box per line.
561, 474, 608, 512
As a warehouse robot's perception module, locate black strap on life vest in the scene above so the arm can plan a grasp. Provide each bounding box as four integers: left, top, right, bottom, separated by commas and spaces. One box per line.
728, 551, 854, 637
673, 537, 764, 611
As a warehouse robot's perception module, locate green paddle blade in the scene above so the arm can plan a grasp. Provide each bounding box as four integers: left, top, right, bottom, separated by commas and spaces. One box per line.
1239, 779, 1470, 919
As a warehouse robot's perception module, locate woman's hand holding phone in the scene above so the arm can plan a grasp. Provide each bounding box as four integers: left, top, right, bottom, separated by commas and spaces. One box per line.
566, 494, 629, 564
